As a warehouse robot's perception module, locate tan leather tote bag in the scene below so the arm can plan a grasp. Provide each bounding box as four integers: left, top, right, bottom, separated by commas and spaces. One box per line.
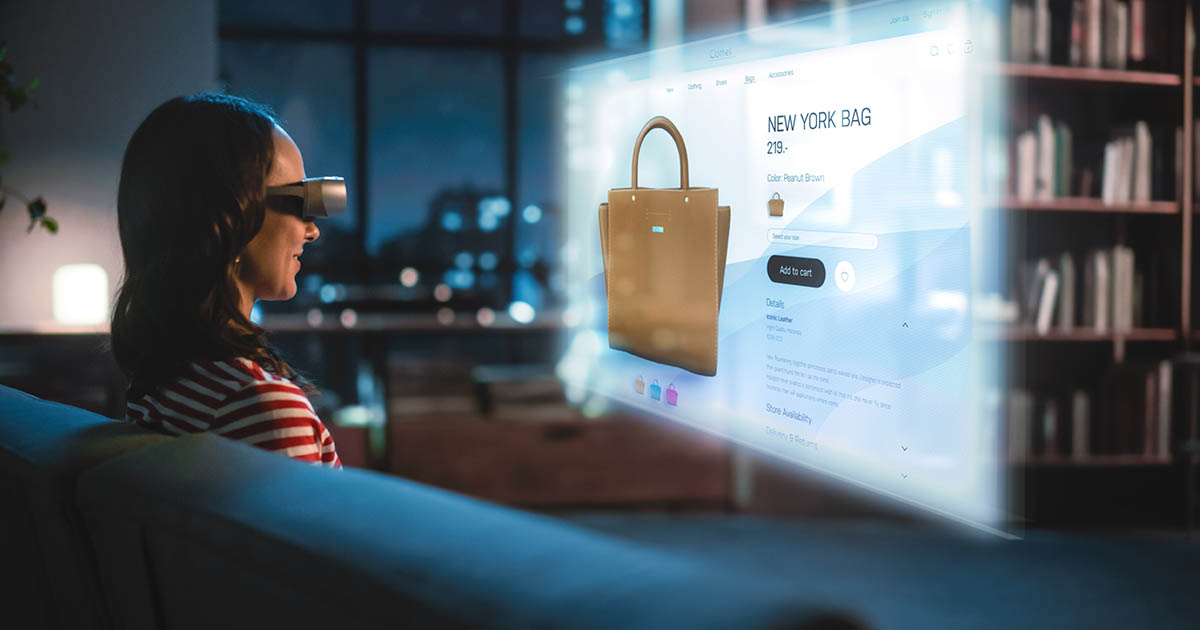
598, 116, 731, 377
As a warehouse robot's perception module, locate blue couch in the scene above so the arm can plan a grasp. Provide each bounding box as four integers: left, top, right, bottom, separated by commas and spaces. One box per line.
0, 384, 859, 629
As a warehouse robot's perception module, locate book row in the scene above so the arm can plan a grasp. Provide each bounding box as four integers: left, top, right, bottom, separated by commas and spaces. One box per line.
1011, 116, 1175, 204
1002, 245, 1159, 334
1010, 0, 1155, 70
1004, 360, 1172, 462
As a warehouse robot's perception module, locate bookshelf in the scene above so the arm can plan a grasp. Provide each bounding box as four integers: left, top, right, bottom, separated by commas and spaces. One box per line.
999, 197, 1178, 214
1017, 454, 1174, 468
1001, 2, 1197, 526
986, 327, 1177, 342
995, 62, 1182, 86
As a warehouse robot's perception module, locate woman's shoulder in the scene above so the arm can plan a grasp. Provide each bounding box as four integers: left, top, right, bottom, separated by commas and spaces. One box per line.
125, 357, 303, 428
184, 357, 318, 424
182, 357, 307, 400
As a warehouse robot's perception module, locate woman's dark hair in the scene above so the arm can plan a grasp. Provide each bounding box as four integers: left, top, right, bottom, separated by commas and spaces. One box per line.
111, 93, 311, 398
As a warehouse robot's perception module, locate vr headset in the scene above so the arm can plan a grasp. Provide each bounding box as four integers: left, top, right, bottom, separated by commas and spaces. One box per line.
267, 176, 346, 219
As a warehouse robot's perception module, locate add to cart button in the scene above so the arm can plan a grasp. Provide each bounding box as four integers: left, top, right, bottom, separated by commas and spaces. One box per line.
767, 255, 825, 288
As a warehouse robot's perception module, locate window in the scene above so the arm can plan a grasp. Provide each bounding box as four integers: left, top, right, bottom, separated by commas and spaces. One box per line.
220, 0, 648, 315
220, 41, 359, 287
367, 48, 506, 264
369, 0, 503, 36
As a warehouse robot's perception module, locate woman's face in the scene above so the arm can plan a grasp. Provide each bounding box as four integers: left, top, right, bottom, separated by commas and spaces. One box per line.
236, 126, 319, 305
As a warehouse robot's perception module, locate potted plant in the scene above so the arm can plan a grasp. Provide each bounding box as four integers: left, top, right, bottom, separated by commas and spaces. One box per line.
0, 44, 55, 233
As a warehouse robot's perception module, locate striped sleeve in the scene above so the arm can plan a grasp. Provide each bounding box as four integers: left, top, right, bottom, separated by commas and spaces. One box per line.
212, 378, 342, 469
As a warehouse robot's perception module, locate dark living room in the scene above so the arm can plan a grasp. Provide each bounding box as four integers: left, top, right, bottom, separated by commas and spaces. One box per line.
3, 1, 1200, 628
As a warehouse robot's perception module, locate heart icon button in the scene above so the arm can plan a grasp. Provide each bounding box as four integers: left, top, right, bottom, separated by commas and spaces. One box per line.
834, 261, 855, 292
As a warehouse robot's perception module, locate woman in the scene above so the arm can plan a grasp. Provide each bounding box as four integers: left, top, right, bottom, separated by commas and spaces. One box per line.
111, 93, 340, 468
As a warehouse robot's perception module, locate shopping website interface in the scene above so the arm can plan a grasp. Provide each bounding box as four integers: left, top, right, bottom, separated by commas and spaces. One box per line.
561, 2, 1005, 530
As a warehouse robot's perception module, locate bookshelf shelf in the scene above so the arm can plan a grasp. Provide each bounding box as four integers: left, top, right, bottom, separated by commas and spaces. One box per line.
984, 327, 1178, 342
1016, 455, 1173, 468
1000, 197, 1179, 214
995, 63, 1182, 86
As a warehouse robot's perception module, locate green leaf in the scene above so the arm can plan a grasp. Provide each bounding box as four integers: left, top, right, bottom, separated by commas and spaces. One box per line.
27, 196, 46, 220
41, 217, 57, 233
27, 77, 38, 91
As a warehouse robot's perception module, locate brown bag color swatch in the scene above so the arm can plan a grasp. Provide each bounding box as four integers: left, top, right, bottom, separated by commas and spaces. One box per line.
769, 192, 784, 216
599, 116, 730, 377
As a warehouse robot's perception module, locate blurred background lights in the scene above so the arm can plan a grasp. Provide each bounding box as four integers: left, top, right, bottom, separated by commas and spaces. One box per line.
478, 196, 511, 218
477, 212, 500, 232
444, 269, 475, 290
478, 251, 498, 271
339, 308, 358, 328
564, 15, 585, 35
522, 204, 542, 224
441, 210, 463, 232
512, 270, 544, 310
306, 308, 323, 327
518, 248, 538, 268
433, 283, 452, 302
319, 284, 337, 303
561, 306, 583, 328
564, 0, 583, 10
436, 307, 455, 326
52, 264, 108, 325
605, 0, 644, 49
508, 300, 535, 324
454, 251, 475, 269
476, 307, 495, 327
399, 267, 419, 287
250, 304, 263, 325
332, 404, 382, 427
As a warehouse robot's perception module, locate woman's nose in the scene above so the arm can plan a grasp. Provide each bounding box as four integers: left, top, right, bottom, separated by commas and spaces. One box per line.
305, 221, 320, 242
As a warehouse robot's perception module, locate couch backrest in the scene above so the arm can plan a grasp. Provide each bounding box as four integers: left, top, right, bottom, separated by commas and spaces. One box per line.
0, 384, 171, 629
76, 432, 850, 629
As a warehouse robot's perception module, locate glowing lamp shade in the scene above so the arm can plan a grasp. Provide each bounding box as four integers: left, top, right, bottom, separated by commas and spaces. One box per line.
53, 263, 109, 325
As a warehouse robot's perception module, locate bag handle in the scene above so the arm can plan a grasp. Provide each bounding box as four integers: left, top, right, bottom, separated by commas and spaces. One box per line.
631, 116, 689, 190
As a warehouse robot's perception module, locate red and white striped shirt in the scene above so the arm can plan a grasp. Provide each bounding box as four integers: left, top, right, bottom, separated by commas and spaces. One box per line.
124, 358, 341, 468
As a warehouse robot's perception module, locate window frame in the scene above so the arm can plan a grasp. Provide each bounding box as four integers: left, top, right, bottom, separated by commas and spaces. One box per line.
218, 0, 650, 300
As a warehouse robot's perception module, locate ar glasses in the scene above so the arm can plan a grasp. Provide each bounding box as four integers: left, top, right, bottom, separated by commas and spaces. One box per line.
266, 176, 346, 219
